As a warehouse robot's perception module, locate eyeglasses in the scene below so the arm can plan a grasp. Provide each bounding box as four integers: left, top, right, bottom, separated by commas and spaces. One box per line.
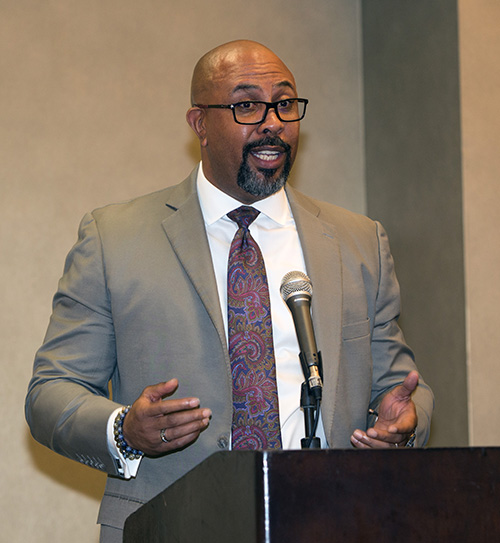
193, 98, 308, 125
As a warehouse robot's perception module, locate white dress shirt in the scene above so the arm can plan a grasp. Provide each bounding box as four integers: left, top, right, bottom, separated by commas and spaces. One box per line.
108, 165, 327, 477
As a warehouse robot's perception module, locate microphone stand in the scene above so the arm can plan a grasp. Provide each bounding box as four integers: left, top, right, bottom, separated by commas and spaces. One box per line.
299, 351, 323, 449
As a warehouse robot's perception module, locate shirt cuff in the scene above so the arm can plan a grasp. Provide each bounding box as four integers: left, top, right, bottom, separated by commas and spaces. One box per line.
107, 407, 142, 479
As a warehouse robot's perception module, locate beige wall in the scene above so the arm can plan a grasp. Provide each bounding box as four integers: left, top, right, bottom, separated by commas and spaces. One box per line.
459, 0, 500, 445
0, 1, 364, 541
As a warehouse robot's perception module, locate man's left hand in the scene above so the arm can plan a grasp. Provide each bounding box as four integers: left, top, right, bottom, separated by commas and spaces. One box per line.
350, 371, 419, 449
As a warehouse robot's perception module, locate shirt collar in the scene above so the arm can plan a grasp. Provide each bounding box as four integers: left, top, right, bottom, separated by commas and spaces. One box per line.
196, 163, 292, 227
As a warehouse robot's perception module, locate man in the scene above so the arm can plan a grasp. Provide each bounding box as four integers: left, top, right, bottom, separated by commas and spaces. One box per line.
26, 40, 433, 541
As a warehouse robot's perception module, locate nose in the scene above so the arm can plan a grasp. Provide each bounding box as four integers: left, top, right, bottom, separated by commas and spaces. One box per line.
258, 104, 284, 134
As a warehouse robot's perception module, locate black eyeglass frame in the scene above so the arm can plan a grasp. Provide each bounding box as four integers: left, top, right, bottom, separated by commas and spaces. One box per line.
193, 98, 309, 125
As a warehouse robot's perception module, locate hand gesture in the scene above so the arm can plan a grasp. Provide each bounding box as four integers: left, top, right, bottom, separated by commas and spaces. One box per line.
122, 378, 212, 456
351, 371, 418, 449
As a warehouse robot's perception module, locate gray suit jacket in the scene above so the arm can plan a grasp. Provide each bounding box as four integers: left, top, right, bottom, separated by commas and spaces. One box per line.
25, 167, 433, 530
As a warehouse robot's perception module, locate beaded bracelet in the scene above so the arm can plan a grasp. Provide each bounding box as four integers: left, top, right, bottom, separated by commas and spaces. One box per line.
113, 405, 144, 460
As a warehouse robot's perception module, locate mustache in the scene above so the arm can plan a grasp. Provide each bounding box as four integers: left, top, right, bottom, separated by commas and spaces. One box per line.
243, 136, 291, 155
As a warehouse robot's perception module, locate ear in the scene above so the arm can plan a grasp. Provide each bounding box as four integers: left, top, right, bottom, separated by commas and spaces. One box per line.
186, 107, 208, 147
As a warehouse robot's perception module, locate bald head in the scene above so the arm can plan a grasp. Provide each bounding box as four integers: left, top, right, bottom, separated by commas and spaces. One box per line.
186, 40, 302, 204
190, 40, 296, 105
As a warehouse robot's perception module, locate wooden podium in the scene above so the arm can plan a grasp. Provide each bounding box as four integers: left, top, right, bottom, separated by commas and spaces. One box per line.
123, 448, 500, 542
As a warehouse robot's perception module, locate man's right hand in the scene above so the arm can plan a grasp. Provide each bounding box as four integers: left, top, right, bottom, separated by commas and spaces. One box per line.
122, 378, 212, 456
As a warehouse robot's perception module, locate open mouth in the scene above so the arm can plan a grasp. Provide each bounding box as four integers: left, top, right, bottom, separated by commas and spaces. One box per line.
245, 137, 291, 170
250, 149, 283, 164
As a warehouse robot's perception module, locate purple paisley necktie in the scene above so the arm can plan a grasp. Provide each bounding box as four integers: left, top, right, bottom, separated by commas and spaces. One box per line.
227, 206, 282, 450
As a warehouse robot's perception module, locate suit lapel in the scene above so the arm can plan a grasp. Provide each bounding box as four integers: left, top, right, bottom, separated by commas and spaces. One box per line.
160, 174, 343, 444
160, 171, 228, 356
287, 187, 343, 444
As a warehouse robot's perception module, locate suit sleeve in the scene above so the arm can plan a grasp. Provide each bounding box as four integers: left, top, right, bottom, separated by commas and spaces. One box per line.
369, 221, 434, 446
25, 212, 124, 475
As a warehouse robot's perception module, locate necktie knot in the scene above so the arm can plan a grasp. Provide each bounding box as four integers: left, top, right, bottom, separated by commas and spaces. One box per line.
227, 206, 260, 230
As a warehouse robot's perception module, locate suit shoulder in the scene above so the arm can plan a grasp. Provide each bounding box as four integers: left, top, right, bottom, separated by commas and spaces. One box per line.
90, 187, 170, 221
289, 187, 378, 234
89, 173, 195, 227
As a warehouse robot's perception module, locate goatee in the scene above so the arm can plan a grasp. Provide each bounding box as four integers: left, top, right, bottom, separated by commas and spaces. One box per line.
237, 137, 292, 199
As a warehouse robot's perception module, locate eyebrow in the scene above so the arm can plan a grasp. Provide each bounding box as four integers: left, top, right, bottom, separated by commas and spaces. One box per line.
231, 80, 296, 95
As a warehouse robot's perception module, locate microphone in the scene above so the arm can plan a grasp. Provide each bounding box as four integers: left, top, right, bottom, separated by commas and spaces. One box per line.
280, 271, 323, 400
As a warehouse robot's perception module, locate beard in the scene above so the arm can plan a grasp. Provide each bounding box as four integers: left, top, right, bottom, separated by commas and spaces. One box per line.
237, 137, 292, 199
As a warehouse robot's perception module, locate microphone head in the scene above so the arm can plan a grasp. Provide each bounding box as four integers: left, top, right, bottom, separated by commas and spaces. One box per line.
280, 271, 313, 302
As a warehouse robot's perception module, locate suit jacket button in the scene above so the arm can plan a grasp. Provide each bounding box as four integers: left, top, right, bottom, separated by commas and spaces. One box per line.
217, 435, 229, 449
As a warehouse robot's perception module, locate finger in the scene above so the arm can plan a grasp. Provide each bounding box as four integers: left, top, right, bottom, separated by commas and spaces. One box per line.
351, 430, 395, 449
367, 426, 408, 444
351, 430, 370, 448
367, 426, 401, 443
394, 371, 419, 400
156, 407, 212, 431
372, 415, 415, 438
143, 379, 179, 403
162, 427, 209, 451
151, 396, 202, 418
159, 412, 212, 443
136, 386, 202, 418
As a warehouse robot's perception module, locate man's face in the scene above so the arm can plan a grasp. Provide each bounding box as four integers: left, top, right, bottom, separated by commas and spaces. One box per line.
189, 47, 301, 204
